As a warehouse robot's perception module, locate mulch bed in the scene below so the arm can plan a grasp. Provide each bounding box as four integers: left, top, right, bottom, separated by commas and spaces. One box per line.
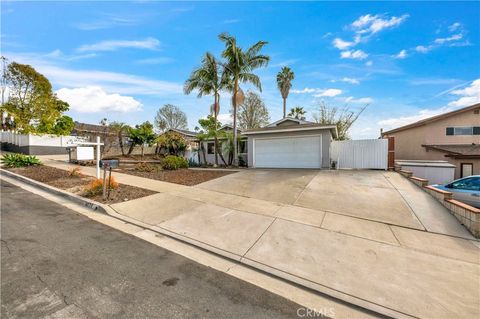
7, 165, 157, 204
120, 167, 235, 186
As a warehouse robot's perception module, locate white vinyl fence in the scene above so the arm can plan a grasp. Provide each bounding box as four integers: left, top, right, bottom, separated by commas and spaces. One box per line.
1, 131, 89, 147
330, 139, 388, 170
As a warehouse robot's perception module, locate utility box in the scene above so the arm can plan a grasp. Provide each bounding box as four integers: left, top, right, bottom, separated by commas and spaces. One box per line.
70, 146, 94, 161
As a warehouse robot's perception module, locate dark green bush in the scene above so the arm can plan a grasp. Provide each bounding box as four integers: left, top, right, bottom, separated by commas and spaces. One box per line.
1, 153, 42, 168
162, 155, 188, 170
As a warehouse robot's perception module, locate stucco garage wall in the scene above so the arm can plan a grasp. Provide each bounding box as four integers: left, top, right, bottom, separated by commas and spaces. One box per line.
247, 129, 332, 168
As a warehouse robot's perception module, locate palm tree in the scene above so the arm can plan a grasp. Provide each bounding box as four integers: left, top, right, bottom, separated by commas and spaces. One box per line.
219, 32, 270, 166
109, 121, 129, 155
184, 52, 225, 166
276, 66, 295, 118
288, 106, 306, 120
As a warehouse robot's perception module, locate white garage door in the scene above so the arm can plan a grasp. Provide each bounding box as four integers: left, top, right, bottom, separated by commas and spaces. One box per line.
254, 135, 322, 168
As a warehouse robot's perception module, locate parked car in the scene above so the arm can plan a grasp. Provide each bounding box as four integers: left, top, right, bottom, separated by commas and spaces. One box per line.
432, 175, 480, 208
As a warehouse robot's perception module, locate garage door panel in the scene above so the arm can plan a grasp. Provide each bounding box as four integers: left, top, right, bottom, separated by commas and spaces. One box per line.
254, 136, 322, 168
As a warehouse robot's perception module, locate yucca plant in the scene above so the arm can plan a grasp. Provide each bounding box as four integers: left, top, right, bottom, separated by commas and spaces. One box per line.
1, 153, 42, 168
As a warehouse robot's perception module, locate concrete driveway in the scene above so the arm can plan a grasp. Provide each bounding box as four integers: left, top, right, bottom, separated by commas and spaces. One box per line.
198, 169, 459, 232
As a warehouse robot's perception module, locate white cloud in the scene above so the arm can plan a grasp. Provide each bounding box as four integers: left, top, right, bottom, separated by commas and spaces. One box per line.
74, 14, 139, 31
365, 60, 373, 66
332, 38, 356, 50
395, 49, 407, 59
216, 113, 233, 125
340, 50, 368, 60
135, 57, 174, 65
77, 37, 160, 52
448, 22, 461, 32
292, 88, 342, 97
5, 51, 183, 96
56, 86, 142, 113
344, 96, 373, 104
291, 88, 318, 94
351, 14, 409, 35
415, 45, 432, 53
332, 77, 360, 84
313, 89, 343, 97
378, 106, 456, 128
448, 79, 480, 107
434, 33, 463, 44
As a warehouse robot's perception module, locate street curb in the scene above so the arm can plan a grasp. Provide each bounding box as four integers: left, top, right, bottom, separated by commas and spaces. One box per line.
0, 168, 414, 319
0, 168, 104, 213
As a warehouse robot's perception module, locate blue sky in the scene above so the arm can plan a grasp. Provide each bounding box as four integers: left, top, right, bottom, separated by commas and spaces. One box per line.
2, 1, 479, 138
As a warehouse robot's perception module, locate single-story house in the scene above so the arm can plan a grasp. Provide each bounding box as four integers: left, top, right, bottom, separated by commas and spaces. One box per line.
243, 117, 338, 169
196, 124, 248, 166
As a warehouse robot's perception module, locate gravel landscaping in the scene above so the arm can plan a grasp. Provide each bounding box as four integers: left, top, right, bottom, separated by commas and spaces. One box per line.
6, 165, 157, 204
120, 166, 236, 186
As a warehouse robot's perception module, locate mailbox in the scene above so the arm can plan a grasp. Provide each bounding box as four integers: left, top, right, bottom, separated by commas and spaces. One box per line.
100, 159, 119, 169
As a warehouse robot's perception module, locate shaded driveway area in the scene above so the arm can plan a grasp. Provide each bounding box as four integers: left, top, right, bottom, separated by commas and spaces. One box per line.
36, 160, 480, 318
197, 169, 470, 235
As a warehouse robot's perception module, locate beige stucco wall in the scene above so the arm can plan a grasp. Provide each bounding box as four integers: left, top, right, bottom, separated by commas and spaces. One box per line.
384, 106, 480, 178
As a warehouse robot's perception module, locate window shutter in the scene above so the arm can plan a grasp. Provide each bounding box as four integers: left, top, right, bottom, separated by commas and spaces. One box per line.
446, 127, 454, 136
474, 127, 480, 135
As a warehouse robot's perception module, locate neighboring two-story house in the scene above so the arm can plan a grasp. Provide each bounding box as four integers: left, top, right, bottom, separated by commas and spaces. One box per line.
382, 103, 480, 179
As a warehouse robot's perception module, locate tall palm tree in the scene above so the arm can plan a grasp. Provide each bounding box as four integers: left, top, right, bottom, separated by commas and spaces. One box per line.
276, 66, 295, 118
219, 32, 270, 166
184, 52, 224, 166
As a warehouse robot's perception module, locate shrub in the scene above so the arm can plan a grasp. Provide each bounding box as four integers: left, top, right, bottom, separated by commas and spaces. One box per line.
1, 153, 42, 168
84, 177, 119, 197
188, 158, 201, 167
162, 155, 188, 170
68, 167, 84, 177
135, 162, 160, 172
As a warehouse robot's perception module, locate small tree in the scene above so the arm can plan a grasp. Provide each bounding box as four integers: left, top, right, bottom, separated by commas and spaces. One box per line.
197, 115, 228, 165
287, 106, 306, 120
109, 122, 130, 155
1, 61, 70, 133
235, 91, 269, 130
312, 102, 367, 140
156, 131, 187, 156
154, 104, 188, 133
127, 121, 156, 157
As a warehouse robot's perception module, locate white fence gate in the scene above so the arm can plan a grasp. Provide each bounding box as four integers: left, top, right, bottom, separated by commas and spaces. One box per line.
330, 139, 388, 170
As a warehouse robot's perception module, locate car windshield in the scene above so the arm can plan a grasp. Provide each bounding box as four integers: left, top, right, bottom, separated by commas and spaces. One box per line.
449, 177, 480, 191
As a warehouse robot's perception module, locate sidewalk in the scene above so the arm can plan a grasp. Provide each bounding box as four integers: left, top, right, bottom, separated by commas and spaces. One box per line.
40, 158, 480, 318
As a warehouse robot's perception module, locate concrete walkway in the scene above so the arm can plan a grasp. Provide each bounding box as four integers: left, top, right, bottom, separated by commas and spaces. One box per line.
39, 157, 480, 318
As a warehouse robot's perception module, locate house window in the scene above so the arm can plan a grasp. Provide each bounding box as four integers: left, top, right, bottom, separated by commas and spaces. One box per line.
446, 127, 479, 136
207, 142, 215, 154
238, 140, 247, 153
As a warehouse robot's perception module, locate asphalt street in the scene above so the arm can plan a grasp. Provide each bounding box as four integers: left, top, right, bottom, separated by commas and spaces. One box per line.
0, 180, 305, 319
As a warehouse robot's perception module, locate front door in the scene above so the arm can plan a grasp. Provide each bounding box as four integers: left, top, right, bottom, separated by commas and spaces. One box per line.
461, 163, 473, 178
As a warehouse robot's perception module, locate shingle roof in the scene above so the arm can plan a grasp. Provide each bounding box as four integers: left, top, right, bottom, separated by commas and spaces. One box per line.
383, 103, 480, 135
422, 144, 480, 158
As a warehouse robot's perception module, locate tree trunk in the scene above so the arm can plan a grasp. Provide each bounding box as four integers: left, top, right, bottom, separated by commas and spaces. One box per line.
232, 78, 239, 167
213, 93, 219, 167
141, 144, 145, 158
127, 142, 135, 155
118, 131, 125, 155
215, 140, 228, 166
283, 98, 286, 118
200, 143, 207, 165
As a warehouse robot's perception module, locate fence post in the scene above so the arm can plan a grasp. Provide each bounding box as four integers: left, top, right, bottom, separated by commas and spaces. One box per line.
96, 136, 101, 179
387, 137, 395, 170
